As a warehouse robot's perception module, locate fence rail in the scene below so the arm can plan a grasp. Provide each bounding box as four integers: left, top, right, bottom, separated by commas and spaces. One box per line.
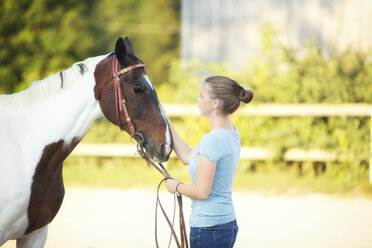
164, 104, 372, 117
72, 144, 352, 162
72, 104, 372, 183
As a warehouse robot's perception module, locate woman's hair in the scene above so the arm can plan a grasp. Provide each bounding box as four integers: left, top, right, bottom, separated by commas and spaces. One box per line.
204, 75, 254, 114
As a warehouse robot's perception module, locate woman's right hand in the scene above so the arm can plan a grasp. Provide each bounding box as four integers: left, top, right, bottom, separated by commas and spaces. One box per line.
165, 177, 181, 194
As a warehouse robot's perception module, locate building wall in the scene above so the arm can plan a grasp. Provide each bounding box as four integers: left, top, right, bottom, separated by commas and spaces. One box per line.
181, 0, 372, 67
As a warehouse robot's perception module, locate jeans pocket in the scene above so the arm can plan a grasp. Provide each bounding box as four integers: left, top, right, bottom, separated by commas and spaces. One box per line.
190, 228, 216, 248
230, 225, 239, 247
190, 228, 199, 248
212, 224, 239, 248
212, 229, 232, 248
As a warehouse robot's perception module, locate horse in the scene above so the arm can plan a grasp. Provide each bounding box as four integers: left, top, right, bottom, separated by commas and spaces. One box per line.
0, 37, 172, 248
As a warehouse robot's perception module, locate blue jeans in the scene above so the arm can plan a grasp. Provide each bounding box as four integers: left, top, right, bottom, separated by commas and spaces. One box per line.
190, 220, 239, 248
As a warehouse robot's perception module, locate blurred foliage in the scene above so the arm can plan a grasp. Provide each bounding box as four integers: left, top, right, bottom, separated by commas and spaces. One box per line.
159, 24, 372, 104
1, 1, 371, 194
0, 0, 179, 93
155, 24, 372, 161
80, 24, 372, 194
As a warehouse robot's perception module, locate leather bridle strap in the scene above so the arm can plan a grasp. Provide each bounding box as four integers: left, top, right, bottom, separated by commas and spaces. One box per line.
112, 55, 145, 135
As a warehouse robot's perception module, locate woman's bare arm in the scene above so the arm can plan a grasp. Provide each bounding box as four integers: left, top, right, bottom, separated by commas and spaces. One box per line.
167, 120, 198, 165
166, 154, 216, 200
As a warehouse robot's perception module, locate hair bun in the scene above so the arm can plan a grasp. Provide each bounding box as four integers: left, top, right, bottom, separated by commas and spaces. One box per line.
238, 88, 254, 103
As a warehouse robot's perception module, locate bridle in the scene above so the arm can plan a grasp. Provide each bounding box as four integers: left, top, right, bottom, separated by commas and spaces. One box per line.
112, 55, 145, 135
112, 55, 189, 248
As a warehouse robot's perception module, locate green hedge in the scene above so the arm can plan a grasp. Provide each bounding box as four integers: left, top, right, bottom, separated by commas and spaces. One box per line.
78, 29, 372, 192
85, 30, 372, 164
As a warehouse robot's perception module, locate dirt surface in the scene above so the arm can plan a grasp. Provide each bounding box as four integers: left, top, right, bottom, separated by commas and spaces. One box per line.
3, 188, 372, 248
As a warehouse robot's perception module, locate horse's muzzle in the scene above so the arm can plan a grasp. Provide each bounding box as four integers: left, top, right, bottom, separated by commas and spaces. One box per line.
142, 142, 171, 163
160, 143, 172, 162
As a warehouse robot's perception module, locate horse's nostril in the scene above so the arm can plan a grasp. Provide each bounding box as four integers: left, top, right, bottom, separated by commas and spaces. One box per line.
142, 142, 154, 159
161, 143, 172, 156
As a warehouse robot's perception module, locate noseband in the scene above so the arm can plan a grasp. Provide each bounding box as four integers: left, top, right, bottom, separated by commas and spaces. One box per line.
112, 55, 145, 135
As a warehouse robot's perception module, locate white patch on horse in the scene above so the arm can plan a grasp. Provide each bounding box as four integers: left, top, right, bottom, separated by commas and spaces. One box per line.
0, 50, 171, 246
142, 73, 171, 154
142, 74, 171, 155
164, 124, 172, 155
142, 75, 154, 89
0, 54, 108, 246
159, 107, 172, 155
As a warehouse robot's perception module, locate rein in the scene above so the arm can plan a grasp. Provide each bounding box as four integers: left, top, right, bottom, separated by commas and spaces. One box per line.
112, 55, 189, 248
135, 139, 188, 248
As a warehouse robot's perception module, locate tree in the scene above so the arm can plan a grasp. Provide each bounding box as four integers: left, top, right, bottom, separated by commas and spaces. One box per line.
95, 0, 180, 86
0, 0, 180, 94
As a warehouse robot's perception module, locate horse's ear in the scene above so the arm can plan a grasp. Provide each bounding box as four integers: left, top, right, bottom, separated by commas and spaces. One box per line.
115, 37, 127, 65
123, 37, 135, 55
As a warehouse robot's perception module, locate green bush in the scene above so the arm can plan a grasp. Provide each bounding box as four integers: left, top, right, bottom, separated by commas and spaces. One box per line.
83, 28, 372, 176
157, 28, 371, 192
0, 0, 179, 94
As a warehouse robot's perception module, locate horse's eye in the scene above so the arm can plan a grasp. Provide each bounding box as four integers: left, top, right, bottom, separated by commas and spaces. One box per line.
133, 87, 144, 94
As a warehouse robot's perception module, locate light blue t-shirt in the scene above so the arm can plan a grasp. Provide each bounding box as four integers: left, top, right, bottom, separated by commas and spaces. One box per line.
188, 128, 241, 227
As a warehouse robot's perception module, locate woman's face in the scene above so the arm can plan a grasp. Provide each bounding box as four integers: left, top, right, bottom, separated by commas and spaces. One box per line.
197, 83, 213, 116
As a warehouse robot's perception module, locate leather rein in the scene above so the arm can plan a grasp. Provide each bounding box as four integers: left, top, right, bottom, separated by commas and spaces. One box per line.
112, 55, 189, 248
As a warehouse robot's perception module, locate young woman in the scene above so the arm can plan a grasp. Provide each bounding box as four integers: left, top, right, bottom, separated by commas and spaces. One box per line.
165, 75, 253, 248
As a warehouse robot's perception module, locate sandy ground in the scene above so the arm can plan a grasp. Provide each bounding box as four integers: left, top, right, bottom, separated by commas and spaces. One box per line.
3, 188, 372, 248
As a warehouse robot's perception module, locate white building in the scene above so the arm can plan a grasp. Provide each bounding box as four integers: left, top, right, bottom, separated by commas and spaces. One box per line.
181, 0, 372, 67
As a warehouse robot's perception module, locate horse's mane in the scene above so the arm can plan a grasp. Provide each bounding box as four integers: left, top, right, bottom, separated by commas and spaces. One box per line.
0, 54, 108, 108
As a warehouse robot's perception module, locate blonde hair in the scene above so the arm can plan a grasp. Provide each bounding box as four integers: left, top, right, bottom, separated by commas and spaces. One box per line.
204, 75, 254, 114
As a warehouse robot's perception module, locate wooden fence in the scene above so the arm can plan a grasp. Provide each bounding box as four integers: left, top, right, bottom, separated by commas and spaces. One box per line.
72, 104, 372, 183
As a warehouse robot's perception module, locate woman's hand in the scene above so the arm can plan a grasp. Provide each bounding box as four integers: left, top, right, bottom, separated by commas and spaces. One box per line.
165, 177, 181, 193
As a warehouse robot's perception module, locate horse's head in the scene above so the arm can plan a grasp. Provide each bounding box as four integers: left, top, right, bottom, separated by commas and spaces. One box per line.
94, 37, 172, 162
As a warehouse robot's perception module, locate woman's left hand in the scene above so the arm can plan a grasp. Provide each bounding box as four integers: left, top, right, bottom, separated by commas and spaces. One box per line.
165, 177, 180, 193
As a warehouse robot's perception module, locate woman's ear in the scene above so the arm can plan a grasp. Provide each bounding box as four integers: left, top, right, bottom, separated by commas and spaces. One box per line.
212, 98, 221, 110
